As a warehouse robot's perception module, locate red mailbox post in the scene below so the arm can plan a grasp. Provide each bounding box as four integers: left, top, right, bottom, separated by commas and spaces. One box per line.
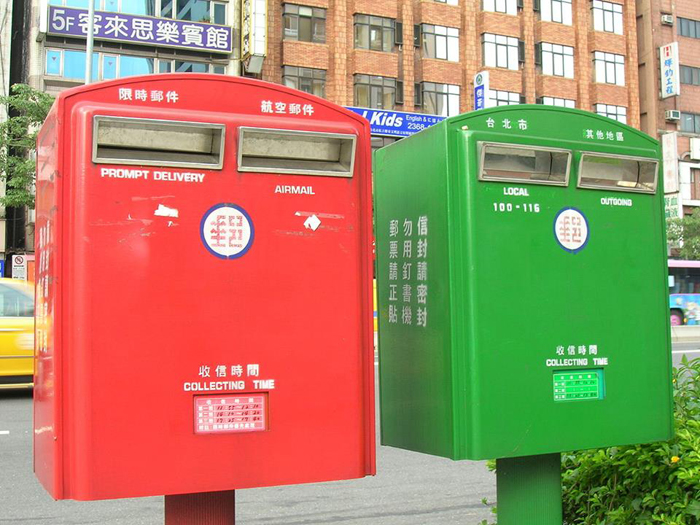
33, 75, 375, 514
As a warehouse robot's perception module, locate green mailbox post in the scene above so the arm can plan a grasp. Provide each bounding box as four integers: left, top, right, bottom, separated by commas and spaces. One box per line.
374, 106, 673, 523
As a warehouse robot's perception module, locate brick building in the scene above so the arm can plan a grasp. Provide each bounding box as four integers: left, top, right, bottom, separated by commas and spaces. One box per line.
0, 0, 648, 264
260, 0, 640, 148
638, 0, 700, 215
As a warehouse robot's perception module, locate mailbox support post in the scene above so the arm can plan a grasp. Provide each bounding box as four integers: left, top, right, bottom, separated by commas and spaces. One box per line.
496, 453, 562, 525
164, 490, 235, 524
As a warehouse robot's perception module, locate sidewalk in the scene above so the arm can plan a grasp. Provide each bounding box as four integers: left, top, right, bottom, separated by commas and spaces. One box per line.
671, 325, 700, 343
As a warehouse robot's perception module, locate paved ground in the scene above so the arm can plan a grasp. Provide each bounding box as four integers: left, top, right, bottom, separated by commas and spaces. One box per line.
3, 341, 695, 524
0, 387, 496, 525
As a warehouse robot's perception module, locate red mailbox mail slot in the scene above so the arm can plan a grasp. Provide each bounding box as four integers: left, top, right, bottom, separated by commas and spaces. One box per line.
34, 75, 375, 500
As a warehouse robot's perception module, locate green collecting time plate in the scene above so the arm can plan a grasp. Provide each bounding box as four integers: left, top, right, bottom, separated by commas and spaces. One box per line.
553, 369, 605, 401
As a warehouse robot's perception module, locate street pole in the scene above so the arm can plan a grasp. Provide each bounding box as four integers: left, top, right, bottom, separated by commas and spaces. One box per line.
84, 0, 95, 84
496, 453, 562, 525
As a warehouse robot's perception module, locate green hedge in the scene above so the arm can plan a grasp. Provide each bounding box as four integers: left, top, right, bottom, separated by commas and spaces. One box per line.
482, 357, 700, 524
561, 357, 700, 524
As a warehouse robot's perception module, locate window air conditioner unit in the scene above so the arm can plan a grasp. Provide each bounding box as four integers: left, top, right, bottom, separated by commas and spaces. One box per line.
661, 14, 674, 26
666, 110, 681, 121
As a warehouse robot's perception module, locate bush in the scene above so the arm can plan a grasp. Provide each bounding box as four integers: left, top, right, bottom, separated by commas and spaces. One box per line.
561, 356, 700, 524
481, 357, 700, 524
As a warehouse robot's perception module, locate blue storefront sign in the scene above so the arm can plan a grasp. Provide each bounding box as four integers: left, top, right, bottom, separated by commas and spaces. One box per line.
47, 6, 233, 54
345, 107, 445, 138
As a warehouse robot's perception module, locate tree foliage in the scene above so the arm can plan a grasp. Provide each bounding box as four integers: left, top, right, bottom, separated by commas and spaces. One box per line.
0, 84, 54, 209
668, 209, 700, 260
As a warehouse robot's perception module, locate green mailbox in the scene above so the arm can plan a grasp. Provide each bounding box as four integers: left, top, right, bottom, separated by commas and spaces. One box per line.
374, 105, 673, 463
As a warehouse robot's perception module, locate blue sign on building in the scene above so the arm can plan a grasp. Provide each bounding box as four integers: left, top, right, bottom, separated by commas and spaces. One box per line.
345, 107, 445, 137
47, 6, 233, 54
474, 85, 485, 111
473, 71, 489, 111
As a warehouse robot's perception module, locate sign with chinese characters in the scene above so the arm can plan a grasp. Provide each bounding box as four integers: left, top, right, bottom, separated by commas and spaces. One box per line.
261, 99, 315, 116
194, 395, 267, 434
583, 128, 625, 142
386, 216, 429, 328
11, 255, 27, 281
486, 116, 528, 131
473, 71, 490, 111
660, 42, 680, 99
47, 6, 232, 54
117, 87, 180, 104
546, 343, 609, 368
201, 203, 254, 259
346, 107, 445, 138
665, 193, 683, 219
554, 208, 589, 253
183, 361, 275, 392
662, 131, 679, 194
241, 0, 267, 60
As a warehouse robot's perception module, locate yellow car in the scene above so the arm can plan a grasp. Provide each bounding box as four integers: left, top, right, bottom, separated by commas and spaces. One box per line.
0, 278, 34, 389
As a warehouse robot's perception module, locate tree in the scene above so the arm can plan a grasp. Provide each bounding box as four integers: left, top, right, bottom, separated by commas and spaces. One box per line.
667, 208, 700, 260
0, 84, 54, 209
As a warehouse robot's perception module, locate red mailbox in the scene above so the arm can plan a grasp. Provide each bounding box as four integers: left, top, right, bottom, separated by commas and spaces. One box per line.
34, 75, 375, 500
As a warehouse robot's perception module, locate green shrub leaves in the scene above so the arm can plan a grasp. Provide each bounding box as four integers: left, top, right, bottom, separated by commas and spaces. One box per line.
561, 356, 700, 524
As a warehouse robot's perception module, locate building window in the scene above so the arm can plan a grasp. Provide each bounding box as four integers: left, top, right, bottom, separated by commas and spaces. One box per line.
164, 60, 225, 73
283, 5, 326, 43
48, 0, 156, 15
162, 0, 226, 24
44, 48, 98, 81
354, 75, 399, 110
681, 65, 700, 86
537, 96, 575, 108
483, 0, 517, 15
482, 33, 520, 70
537, 0, 572, 25
538, 43, 574, 78
488, 89, 522, 106
421, 82, 460, 116
678, 18, 700, 39
593, 51, 625, 86
354, 15, 396, 52
691, 168, 700, 201
434, 0, 458, 4
283, 66, 326, 98
45, 48, 224, 81
594, 104, 627, 124
681, 113, 700, 134
591, 1, 623, 35
421, 24, 459, 61
49, 0, 227, 24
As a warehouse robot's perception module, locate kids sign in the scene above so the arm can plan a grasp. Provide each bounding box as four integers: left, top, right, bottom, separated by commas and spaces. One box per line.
346, 107, 445, 137
47, 6, 233, 54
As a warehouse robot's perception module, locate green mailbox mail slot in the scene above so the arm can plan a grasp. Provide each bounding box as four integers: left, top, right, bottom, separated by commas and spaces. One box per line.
374, 106, 673, 461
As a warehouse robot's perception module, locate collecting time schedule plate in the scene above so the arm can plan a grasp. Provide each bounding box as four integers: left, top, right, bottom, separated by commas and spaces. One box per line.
194, 394, 267, 434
